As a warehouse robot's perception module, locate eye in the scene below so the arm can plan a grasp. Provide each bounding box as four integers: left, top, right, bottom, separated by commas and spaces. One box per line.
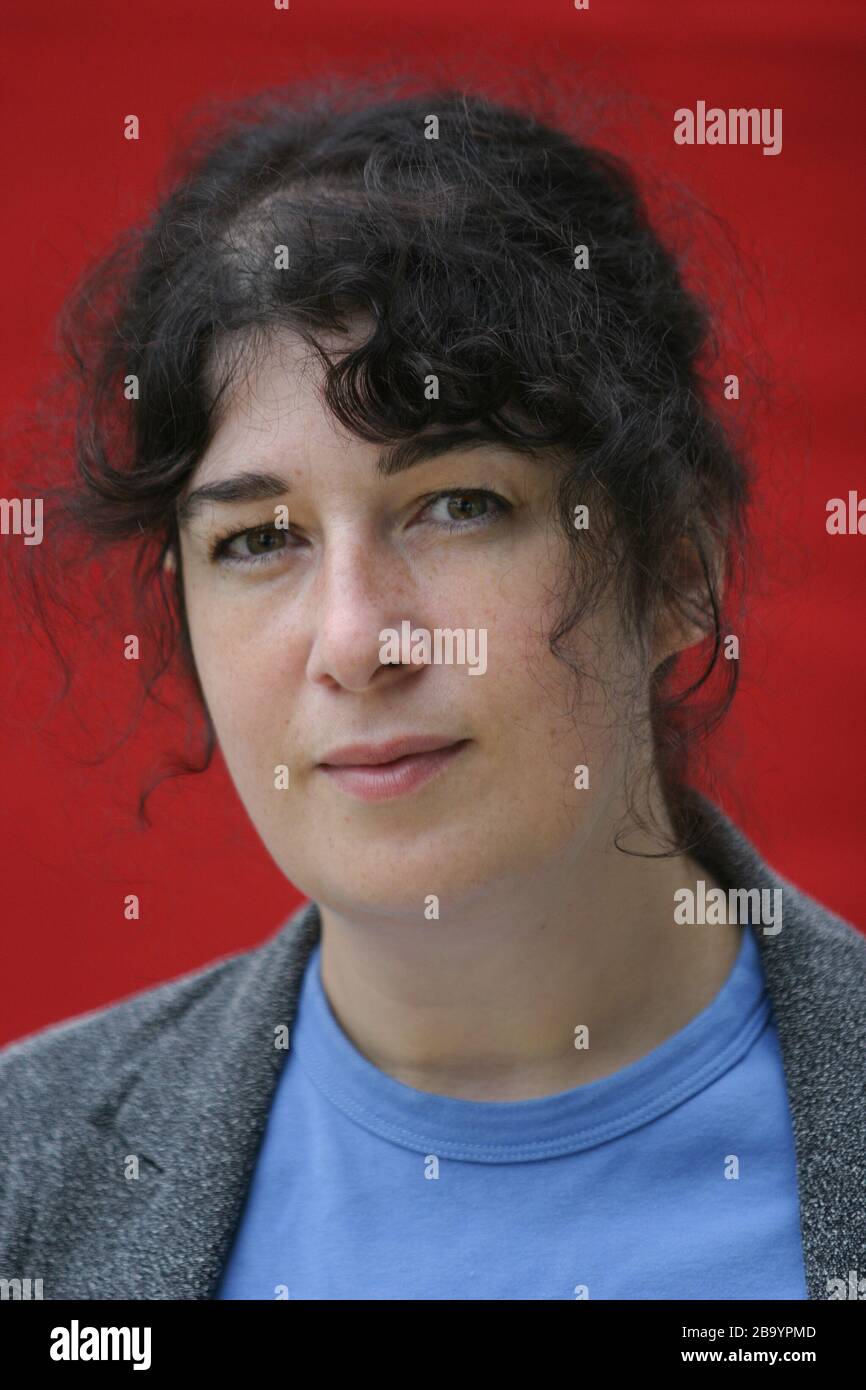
420, 488, 512, 531
208, 488, 512, 568
210, 523, 291, 567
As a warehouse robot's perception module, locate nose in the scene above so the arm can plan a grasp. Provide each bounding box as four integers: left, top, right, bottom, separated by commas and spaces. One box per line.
304, 530, 423, 694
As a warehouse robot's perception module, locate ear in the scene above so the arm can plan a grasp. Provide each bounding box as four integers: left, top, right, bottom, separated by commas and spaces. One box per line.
163, 548, 177, 574
650, 534, 723, 667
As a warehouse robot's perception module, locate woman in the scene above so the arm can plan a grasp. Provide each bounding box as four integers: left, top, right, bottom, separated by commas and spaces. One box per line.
1, 78, 863, 1302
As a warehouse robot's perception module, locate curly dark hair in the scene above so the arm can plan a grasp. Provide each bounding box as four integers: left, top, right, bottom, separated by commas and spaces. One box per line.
8, 71, 751, 853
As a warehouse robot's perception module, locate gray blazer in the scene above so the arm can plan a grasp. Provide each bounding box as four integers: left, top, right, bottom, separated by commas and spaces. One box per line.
1, 793, 864, 1300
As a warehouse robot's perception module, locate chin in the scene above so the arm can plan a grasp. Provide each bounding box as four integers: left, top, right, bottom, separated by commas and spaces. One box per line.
285, 845, 488, 921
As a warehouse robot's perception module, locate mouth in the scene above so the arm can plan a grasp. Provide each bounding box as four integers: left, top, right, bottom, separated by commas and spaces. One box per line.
316, 738, 471, 802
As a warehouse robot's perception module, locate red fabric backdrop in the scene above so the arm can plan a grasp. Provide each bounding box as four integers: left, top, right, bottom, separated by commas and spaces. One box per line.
1, 0, 864, 1045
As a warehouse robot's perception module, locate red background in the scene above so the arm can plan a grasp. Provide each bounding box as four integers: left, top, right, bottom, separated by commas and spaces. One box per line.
1, 0, 864, 1046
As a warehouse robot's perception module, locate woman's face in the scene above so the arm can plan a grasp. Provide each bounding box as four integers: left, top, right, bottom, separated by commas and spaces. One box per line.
176, 329, 647, 916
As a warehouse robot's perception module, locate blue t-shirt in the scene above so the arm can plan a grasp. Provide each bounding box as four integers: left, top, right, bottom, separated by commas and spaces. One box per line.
215, 923, 807, 1300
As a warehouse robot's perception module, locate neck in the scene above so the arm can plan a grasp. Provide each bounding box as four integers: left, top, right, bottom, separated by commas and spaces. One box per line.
316, 788, 742, 1101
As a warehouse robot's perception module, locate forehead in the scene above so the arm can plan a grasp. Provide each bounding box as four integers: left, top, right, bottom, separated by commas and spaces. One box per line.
204, 322, 364, 435
179, 321, 561, 528
186, 323, 370, 496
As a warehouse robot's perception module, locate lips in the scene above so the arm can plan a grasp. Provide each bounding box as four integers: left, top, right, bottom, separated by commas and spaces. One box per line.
316, 736, 470, 802
318, 734, 465, 768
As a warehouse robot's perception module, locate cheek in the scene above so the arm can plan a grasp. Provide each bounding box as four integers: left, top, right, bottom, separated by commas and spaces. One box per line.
486, 590, 635, 793
183, 585, 289, 775
208, 648, 292, 769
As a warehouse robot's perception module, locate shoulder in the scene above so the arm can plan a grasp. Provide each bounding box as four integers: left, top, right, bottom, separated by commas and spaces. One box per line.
685, 788, 866, 1001
754, 877, 866, 1123
0, 902, 320, 1287
757, 874, 866, 1006
0, 939, 262, 1130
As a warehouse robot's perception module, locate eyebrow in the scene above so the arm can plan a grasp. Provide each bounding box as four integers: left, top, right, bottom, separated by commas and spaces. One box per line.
176, 427, 537, 528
